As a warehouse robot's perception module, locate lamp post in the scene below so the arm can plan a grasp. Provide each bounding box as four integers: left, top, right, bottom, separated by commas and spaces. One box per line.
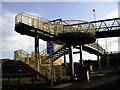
109, 42, 112, 54
105, 38, 110, 69
93, 9, 101, 73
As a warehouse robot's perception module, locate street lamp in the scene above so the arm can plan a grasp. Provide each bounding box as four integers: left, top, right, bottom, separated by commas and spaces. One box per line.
93, 9, 101, 73
105, 38, 110, 68
109, 42, 112, 54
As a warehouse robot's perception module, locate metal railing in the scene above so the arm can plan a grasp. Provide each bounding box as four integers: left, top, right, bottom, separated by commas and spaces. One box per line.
14, 49, 66, 80
64, 17, 120, 32
63, 20, 95, 35
94, 18, 120, 32
15, 13, 103, 54
85, 42, 105, 55
15, 13, 95, 35
15, 13, 102, 54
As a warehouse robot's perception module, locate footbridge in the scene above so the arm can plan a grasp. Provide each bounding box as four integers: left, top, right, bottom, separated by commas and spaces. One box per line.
64, 17, 120, 38
14, 13, 120, 81
15, 13, 105, 54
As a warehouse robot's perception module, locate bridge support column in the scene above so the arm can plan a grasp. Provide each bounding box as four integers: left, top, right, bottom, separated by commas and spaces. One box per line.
69, 46, 74, 81
64, 54, 67, 67
35, 30, 40, 71
79, 45, 83, 66
78, 45, 88, 81
97, 40, 101, 73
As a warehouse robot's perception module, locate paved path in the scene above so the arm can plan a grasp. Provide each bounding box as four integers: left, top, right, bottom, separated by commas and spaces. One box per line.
53, 75, 120, 88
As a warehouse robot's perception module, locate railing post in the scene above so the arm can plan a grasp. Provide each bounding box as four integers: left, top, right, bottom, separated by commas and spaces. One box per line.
38, 59, 40, 71
54, 21, 56, 34
20, 13, 22, 22
32, 18, 34, 26
27, 56, 29, 64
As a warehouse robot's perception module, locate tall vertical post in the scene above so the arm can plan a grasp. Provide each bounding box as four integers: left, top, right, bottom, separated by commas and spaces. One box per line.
35, 30, 39, 71
69, 46, 74, 81
93, 9, 101, 73
105, 38, 110, 69
50, 57, 53, 87
64, 54, 67, 67
35, 30, 39, 55
47, 41, 54, 87
107, 55, 110, 69
79, 45, 83, 66
97, 39, 101, 73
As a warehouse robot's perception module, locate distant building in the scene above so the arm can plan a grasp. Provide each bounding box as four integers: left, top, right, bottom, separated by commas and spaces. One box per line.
1, 58, 11, 62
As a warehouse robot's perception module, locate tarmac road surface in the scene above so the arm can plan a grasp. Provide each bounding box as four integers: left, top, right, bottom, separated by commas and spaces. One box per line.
53, 75, 120, 89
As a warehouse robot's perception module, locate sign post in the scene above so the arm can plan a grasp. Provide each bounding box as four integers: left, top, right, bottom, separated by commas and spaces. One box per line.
47, 41, 54, 87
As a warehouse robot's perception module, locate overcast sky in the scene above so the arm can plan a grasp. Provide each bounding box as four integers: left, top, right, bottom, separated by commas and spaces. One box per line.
0, 0, 119, 62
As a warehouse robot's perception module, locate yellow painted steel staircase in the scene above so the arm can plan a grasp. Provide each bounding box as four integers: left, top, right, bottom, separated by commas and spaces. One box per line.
14, 45, 66, 81
14, 13, 105, 81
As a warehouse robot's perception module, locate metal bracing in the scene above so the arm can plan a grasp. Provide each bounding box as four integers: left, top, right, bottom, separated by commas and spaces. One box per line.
93, 18, 120, 32
64, 17, 120, 33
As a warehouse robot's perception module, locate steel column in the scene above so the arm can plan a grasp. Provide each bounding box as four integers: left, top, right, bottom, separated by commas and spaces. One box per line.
97, 39, 101, 73
35, 30, 39, 71
64, 54, 67, 67
79, 45, 83, 66
69, 46, 74, 80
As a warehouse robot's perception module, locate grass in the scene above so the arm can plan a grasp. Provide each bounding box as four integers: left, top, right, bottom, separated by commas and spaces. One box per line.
1, 78, 31, 81
90, 73, 106, 77
1, 73, 106, 84
62, 76, 70, 80
1, 77, 31, 84
62, 73, 106, 81
90, 73, 106, 79
1, 77, 46, 84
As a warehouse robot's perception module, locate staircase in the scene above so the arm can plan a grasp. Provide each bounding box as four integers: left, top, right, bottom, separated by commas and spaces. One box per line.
14, 12, 105, 81
14, 44, 67, 81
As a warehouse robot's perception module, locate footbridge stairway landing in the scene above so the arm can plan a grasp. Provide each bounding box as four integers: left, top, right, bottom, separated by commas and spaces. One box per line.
14, 13, 106, 81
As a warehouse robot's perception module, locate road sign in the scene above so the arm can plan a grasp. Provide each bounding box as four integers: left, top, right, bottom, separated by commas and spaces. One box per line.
47, 41, 54, 87
47, 41, 54, 55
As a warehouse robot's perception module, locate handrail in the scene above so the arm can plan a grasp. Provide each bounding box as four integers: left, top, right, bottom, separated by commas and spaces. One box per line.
15, 13, 95, 35
85, 42, 105, 54
14, 49, 66, 80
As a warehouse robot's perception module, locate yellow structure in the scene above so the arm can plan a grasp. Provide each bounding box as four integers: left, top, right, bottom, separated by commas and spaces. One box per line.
15, 13, 95, 36
14, 13, 105, 81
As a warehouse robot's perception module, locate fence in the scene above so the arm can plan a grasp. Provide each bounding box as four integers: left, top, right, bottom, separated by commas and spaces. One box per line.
2, 73, 47, 85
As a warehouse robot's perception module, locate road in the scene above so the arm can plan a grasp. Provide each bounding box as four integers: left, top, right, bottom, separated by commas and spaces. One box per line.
53, 72, 120, 89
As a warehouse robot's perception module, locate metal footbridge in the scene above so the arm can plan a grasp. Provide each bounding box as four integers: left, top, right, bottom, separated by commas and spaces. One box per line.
14, 13, 120, 81
66, 17, 120, 38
